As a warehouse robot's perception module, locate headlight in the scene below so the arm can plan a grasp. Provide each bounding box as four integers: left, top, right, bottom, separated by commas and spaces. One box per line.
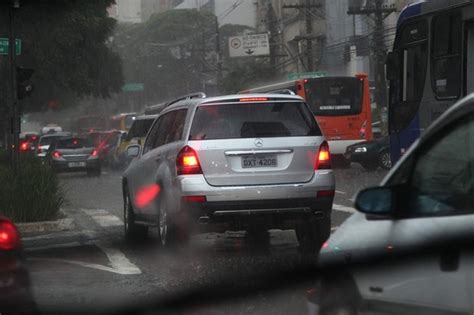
354, 147, 367, 153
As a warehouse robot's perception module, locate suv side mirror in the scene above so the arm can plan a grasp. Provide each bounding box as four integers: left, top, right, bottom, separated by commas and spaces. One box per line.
126, 144, 140, 158
386, 51, 400, 81
355, 186, 395, 216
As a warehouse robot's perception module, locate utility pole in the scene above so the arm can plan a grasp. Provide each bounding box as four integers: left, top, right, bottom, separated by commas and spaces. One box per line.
283, 0, 321, 72
265, 0, 277, 72
347, 0, 396, 108
8, 0, 20, 168
215, 15, 222, 93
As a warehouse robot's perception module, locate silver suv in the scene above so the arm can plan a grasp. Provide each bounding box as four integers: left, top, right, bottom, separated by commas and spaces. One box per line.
122, 94, 335, 253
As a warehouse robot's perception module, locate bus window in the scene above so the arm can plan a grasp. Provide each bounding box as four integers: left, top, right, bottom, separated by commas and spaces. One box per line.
304, 77, 363, 116
431, 13, 462, 99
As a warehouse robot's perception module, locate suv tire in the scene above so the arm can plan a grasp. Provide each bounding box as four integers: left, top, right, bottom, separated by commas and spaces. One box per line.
123, 188, 148, 240
159, 196, 189, 247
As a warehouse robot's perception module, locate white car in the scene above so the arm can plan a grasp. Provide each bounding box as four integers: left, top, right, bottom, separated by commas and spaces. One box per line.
36, 132, 71, 158
316, 94, 474, 314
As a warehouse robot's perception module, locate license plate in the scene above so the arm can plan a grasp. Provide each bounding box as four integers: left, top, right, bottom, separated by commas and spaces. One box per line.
242, 155, 277, 168
68, 162, 86, 168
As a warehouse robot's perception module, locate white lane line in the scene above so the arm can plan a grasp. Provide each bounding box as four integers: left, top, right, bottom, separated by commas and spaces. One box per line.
29, 242, 142, 275
335, 190, 346, 194
93, 215, 123, 227
333, 203, 356, 213
96, 243, 141, 275
82, 209, 123, 227
82, 209, 109, 216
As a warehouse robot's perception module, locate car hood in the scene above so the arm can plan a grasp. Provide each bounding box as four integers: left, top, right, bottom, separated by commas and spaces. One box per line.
319, 212, 474, 265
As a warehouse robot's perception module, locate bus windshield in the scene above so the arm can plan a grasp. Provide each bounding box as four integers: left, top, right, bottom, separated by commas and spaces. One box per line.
305, 77, 363, 116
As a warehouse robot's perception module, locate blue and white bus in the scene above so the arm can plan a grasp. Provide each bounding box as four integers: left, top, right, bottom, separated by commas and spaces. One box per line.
387, 0, 474, 163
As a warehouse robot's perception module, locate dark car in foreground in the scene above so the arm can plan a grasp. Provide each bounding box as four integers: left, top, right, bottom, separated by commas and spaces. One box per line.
344, 136, 391, 170
0, 217, 36, 314
47, 136, 101, 176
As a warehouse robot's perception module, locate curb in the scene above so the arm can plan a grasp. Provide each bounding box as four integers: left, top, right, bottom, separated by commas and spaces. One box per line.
16, 211, 75, 234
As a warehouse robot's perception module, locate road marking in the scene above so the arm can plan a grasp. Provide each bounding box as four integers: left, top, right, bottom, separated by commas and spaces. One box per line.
82, 209, 109, 216
333, 203, 356, 213
29, 242, 141, 275
82, 209, 123, 227
335, 190, 346, 194
93, 215, 123, 227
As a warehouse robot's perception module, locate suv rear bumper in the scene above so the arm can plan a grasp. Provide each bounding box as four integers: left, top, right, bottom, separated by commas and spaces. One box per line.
177, 170, 335, 230
178, 170, 335, 202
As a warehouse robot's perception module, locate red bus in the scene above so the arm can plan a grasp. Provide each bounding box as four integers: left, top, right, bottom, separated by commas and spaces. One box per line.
240, 74, 373, 159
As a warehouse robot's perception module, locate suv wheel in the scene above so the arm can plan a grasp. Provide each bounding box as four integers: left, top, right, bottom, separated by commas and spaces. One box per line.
123, 188, 148, 240
159, 197, 189, 247
296, 218, 329, 255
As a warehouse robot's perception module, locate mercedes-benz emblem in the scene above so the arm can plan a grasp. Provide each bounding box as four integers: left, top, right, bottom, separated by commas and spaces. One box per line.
254, 138, 263, 147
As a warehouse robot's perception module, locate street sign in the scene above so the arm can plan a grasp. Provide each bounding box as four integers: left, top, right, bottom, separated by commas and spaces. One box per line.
0, 38, 21, 56
228, 34, 270, 58
122, 83, 144, 92
287, 71, 327, 81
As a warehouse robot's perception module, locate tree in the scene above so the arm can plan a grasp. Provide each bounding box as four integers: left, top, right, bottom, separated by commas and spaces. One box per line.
113, 9, 219, 104
0, 0, 123, 112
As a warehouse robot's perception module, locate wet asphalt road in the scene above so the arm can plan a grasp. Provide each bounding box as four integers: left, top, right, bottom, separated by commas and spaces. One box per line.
23, 165, 387, 313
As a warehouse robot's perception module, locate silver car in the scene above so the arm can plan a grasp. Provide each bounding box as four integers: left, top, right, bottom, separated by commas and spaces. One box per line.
123, 94, 335, 253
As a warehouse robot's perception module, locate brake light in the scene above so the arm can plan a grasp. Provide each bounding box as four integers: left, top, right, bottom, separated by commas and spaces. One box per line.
20, 142, 29, 151
177, 146, 202, 175
37, 147, 42, 154
52, 151, 61, 159
0, 220, 20, 251
91, 149, 98, 157
315, 141, 331, 170
239, 97, 268, 102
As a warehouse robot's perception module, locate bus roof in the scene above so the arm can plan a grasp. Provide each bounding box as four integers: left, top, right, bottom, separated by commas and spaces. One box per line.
398, 0, 473, 26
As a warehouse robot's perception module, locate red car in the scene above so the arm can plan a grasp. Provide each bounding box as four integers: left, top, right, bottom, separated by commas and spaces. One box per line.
0, 216, 37, 313
19, 132, 40, 154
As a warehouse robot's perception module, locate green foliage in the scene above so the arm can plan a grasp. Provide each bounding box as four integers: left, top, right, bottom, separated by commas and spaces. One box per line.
0, 153, 64, 223
0, 0, 123, 112
114, 9, 216, 102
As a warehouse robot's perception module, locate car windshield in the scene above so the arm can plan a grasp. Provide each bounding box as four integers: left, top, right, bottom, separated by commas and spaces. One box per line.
0, 1, 469, 314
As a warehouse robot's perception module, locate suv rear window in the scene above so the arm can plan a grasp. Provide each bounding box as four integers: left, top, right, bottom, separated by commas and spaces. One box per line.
189, 102, 321, 140
56, 138, 92, 149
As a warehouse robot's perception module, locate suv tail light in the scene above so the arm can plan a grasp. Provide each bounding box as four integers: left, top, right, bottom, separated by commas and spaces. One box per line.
315, 141, 331, 170
91, 149, 98, 157
37, 147, 42, 154
176, 146, 202, 175
0, 219, 20, 251
52, 151, 61, 159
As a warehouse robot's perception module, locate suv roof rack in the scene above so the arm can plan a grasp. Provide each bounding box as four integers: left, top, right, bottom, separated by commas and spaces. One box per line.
144, 92, 206, 115
268, 89, 296, 95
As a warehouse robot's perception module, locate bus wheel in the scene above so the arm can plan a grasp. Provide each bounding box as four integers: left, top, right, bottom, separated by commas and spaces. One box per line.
379, 150, 392, 170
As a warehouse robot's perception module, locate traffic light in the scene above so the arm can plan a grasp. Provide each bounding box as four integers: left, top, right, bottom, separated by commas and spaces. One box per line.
16, 67, 34, 100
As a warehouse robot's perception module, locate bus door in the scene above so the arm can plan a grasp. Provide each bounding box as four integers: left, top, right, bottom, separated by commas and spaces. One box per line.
388, 19, 428, 163
466, 21, 474, 94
